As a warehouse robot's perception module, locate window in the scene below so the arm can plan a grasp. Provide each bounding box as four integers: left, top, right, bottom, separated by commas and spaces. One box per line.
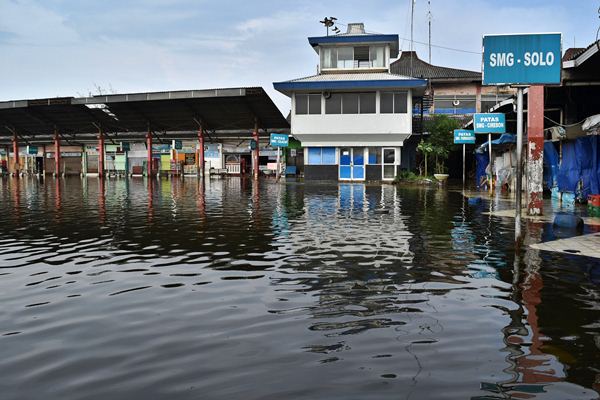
338, 47, 353, 68
326, 93, 342, 114
326, 92, 376, 114
354, 46, 370, 68
370, 46, 385, 68
368, 147, 381, 164
321, 45, 387, 69
296, 94, 321, 115
296, 94, 308, 115
308, 147, 336, 165
342, 93, 359, 114
381, 92, 408, 114
359, 93, 376, 113
321, 47, 337, 69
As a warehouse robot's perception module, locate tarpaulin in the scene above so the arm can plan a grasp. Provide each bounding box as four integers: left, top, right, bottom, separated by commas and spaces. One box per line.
475, 133, 516, 154
557, 141, 579, 193
543, 141, 559, 189
475, 153, 489, 190
576, 136, 599, 196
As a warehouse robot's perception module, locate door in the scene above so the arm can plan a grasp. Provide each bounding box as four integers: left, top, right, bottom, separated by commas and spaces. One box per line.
352, 147, 365, 180
383, 148, 396, 180
339, 147, 365, 181
339, 147, 352, 180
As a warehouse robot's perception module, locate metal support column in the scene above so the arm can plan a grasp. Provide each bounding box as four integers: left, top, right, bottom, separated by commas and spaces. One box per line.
98, 128, 105, 178
198, 125, 205, 177
146, 130, 153, 177
12, 133, 19, 176
54, 128, 61, 177
515, 88, 524, 244
253, 119, 260, 180
527, 85, 544, 216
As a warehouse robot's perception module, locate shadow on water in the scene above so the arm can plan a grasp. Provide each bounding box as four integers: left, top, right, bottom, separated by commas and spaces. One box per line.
0, 176, 598, 400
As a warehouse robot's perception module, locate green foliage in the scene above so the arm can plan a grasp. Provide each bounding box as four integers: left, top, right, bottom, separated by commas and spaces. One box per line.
418, 115, 461, 175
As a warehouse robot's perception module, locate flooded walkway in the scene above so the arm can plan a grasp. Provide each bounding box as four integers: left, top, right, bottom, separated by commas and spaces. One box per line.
0, 177, 599, 399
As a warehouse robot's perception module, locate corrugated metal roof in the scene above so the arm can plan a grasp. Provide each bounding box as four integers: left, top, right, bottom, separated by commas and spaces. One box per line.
391, 51, 481, 81
286, 72, 418, 83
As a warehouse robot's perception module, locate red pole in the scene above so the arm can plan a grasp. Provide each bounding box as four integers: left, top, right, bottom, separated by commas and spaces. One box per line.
12, 133, 18, 176
527, 85, 544, 216
198, 126, 205, 177
98, 128, 105, 177
253, 119, 260, 179
146, 131, 153, 176
54, 129, 61, 177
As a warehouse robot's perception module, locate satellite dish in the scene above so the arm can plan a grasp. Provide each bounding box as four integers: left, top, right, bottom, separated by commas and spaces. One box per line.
323, 91, 332, 99
452, 99, 461, 106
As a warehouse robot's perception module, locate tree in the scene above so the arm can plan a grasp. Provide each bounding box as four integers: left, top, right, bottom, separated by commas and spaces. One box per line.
422, 115, 461, 175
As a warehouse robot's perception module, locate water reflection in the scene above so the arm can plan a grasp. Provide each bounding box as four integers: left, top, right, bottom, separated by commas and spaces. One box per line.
0, 178, 598, 400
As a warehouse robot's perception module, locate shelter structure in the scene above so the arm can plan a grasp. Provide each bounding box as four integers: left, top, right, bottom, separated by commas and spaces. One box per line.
0, 87, 289, 178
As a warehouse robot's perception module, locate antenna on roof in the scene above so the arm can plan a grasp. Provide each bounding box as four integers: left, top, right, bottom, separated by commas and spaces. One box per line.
319, 17, 337, 36
427, 1, 432, 63
410, 0, 416, 75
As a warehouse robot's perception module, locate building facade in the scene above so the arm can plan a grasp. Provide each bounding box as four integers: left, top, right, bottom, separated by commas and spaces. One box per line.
274, 23, 426, 181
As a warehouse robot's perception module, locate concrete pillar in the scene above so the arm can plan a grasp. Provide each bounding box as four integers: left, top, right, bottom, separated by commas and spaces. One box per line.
54, 129, 61, 177
146, 131, 153, 176
527, 85, 544, 216
198, 126, 205, 177
253, 119, 260, 179
98, 129, 105, 178
11, 133, 19, 176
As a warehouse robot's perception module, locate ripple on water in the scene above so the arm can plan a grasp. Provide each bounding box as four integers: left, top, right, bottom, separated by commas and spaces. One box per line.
0, 178, 598, 400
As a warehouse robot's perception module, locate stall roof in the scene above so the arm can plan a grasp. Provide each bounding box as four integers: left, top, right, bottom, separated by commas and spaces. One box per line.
0, 87, 289, 144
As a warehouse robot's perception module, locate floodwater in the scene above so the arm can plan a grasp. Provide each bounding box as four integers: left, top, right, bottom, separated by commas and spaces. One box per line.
0, 177, 599, 400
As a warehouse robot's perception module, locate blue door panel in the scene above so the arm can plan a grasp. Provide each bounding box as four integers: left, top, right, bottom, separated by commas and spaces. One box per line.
340, 166, 351, 179
353, 166, 364, 180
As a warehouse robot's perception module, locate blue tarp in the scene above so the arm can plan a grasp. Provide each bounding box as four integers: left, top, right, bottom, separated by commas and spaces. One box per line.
475, 153, 489, 190
543, 141, 559, 189
475, 133, 516, 154
556, 136, 600, 197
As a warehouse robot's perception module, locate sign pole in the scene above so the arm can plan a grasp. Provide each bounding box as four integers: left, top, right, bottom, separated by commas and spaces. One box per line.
515, 87, 524, 244
462, 143, 466, 190
488, 133, 492, 194
276, 146, 281, 181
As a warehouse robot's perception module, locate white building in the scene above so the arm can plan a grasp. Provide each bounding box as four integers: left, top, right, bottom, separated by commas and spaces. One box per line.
273, 23, 427, 181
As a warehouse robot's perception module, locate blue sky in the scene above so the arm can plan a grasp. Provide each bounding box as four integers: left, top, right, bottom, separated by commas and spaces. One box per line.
0, 0, 597, 112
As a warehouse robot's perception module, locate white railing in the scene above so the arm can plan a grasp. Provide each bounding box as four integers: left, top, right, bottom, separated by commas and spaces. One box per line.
226, 163, 240, 174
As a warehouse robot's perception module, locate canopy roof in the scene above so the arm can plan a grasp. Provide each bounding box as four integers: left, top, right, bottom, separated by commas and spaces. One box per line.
0, 87, 289, 145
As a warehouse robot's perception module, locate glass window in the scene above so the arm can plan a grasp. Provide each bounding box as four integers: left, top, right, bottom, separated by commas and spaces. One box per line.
384, 165, 396, 180
325, 93, 342, 114
307, 148, 322, 165
338, 47, 353, 68
342, 93, 359, 114
355, 46, 370, 68
394, 92, 408, 113
322, 147, 336, 164
381, 92, 394, 113
368, 147, 381, 164
295, 94, 308, 115
359, 93, 376, 113
308, 94, 321, 114
383, 148, 395, 164
321, 47, 337, 69
370, 46, 385, 68
308, 147, 336, 165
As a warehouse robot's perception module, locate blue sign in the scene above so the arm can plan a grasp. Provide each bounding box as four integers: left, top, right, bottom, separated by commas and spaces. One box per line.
173, 140, 183, 150
27, 146, 38, 155
474, 113, 506, 134
454, 129, 476, 144
482, 33, 561, 85
269, 133, 289, 148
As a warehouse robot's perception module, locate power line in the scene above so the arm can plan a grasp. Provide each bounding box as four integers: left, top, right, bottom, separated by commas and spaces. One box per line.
335, 21, 481, 55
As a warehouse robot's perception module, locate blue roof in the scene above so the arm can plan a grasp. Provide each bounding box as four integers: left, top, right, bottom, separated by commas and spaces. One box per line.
308, 34, 400, 57
273, 74, 427, 94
